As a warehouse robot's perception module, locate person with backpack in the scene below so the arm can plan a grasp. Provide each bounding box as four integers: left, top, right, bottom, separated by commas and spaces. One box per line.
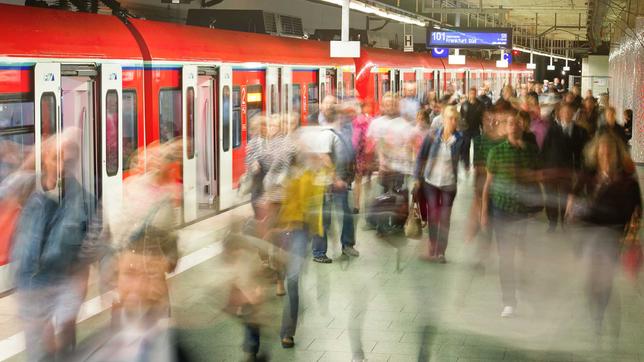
414, 105, 464, 263
311, 98, 359, 263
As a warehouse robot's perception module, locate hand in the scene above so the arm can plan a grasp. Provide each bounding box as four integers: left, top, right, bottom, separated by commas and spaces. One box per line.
412, 180, 421, 193
333, 179, 347, 191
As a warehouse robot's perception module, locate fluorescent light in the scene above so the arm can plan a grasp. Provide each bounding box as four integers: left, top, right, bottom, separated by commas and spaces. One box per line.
321, 0, 426, 27
496, 60, 509, 68
563, 66, 570, 71
526, 63, 536, 70
449, 54, 466, 65
512, 46, 575, 62
547, 65, 556, 70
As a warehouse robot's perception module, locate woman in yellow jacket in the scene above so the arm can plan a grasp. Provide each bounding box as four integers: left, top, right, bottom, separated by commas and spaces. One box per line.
276, 152, 327, 349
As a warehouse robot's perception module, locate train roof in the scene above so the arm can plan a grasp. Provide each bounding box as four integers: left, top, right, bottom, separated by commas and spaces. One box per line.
0, 4, 142, 60
129, 18, 353, 66
357, 47, 443, 69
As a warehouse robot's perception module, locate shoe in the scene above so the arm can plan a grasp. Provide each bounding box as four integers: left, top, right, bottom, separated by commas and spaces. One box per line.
276, 280, 286, 296
342, 246, 360, 257
352, 207, 360, 214
281, 336, 295, 348
313, 255, 333, 263
501, 306, 515, 318
437, 255, 447, 264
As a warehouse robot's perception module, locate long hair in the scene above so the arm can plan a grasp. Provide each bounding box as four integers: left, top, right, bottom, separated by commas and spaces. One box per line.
584, 132, 633, 175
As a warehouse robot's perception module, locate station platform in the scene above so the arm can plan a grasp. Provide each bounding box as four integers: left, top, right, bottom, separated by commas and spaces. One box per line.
2, 170, 644, 362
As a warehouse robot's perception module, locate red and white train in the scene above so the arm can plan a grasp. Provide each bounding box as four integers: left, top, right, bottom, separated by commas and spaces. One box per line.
0, 4, 533, 291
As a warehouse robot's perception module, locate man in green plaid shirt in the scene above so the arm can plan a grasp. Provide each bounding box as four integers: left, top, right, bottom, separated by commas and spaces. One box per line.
481, 111, 540, 319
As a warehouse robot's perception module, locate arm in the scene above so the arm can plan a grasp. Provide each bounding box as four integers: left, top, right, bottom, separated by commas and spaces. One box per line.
481, 171, 494, 227
414, 135, 432, 183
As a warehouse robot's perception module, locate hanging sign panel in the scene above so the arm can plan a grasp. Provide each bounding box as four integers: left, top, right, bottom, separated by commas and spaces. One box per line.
427, 28, 512, 49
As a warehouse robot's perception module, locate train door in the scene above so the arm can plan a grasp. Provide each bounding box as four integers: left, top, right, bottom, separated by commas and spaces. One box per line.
197, 67, 217, 208
219, 65, 234, 210
61, 65, 98, 220
266, 66, 279, 116
34, 63, 62, 201
182, 65, 198, 222
100, 64, 123, 222
390, 69, 398, 94
336, 67, 344, 100
318, 68, 327, 100
280, 66, 292, 128
415, 69, 423, 101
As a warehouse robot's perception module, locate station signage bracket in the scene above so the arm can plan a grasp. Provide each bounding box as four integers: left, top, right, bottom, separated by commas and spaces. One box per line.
426, 27, 512, 50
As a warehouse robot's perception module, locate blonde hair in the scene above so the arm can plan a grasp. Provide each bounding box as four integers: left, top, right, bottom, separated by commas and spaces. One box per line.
442, 105, 459, 120
584, 132, 631, 174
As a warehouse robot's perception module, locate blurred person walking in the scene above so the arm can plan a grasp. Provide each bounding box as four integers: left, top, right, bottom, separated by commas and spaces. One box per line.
481, 111, 541, 318
311, 98, 359, 263
414, 105, 464, 263
460, 87, 485, 170
566, 133, 641, 338
400, 82, 420, 123
352, 100, 374, 215
597, 106, 628, 145
541, 103, 589, 232
12, 131, 92, 361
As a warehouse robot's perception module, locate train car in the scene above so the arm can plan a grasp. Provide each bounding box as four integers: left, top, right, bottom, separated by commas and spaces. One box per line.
0, 3, 534, 294
354, 47, 443, 114
0, 4, 145, 292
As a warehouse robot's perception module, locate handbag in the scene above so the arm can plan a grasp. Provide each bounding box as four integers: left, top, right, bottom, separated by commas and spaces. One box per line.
621, 208, 642, 282
404, 200, 423, 239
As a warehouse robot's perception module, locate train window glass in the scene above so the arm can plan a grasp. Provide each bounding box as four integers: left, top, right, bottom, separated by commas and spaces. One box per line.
105, 90, 119, 177
122, 90, 137, 171
0, 95, 35, 184
382, 78, 389, 96
222, 85, 230, 152
338, 81, 343, 100
159, 88, 181, 143
246, 84, 263, 142
232, 86, 241, 149
350, 74, 355, 94
270, 84, 279, 115
292, 84, 301, 126
186, 87, 195, 159
320, 83, 326, 100
307, 83, 319, 118
374, 74, 379, 102
40, 92, 57, 191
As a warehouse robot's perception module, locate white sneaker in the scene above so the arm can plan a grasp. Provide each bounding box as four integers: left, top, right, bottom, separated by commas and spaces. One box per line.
501, 306, 515, 318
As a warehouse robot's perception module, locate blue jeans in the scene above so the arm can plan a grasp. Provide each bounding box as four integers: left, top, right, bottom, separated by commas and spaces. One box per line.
280, 229, 309, 338
312, 189, 355, 257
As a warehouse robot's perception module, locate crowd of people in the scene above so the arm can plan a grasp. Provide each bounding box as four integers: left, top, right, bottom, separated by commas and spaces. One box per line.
0, 77, 640, 361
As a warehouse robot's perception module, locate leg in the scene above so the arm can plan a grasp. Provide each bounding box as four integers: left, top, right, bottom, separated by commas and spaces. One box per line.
280, 230, 308, 339
19, 289, 56, 362
544, 180, 559, 229
353, 174, 362, 212
243, 322, 261, 355
461, 132, 472, 169
336, 189, 356, 249
423, 183, 440, 258
312, 193, 332, 258
436, 189, 457, 257
493, 211, 519, 308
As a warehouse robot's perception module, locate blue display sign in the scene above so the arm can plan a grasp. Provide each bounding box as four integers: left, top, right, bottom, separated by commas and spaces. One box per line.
426, 28, 512, 49
431, 48, 448, 58
503, 52, 512, 64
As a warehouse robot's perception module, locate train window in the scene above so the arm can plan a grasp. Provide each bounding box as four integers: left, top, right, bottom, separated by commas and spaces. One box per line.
159, 88, 182, 143
320, 83, 326, 100
222, 85, 230, 152
39, 92, 58, 191
246, 84, 262, 142
0, 94, 35, 184
307, 83, 319, 118
382, 79, 390, 95
232, 86, 241, 149
349, 74, 355, 95
337, 81, 343, 99
270, 84, 279, 115
105, 90, 119, 177
186, 87, 195, 159
292, 84, 301, 126
122, 90, 137, 171
374, 74, 379, 102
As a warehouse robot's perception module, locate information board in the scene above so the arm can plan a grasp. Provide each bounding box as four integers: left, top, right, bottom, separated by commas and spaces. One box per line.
426, 28, 512, 49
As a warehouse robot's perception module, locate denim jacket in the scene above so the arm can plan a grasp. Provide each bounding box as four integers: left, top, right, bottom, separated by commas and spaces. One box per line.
414, 128, 464, 186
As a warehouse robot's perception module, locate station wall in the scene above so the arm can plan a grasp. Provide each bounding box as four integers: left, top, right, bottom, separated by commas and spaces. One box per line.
609, 16, 644, 163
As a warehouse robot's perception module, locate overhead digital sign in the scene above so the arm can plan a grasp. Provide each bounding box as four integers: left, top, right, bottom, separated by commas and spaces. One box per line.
426, 28, 512, 49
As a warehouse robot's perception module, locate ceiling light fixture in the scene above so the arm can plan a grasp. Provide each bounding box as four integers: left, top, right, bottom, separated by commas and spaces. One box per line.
320, 0, 427, 27
512, 46, 575, 62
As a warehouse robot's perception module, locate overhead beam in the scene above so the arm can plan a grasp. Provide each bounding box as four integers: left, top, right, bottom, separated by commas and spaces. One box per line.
421, 7, 509, 15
